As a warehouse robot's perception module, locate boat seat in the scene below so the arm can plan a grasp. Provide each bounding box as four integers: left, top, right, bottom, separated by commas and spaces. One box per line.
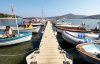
0, 33, 18, 38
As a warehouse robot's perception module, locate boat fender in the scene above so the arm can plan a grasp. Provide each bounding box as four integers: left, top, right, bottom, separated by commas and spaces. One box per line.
30, 61, 37, 64
63, 61, 70, 64
96, 53, 100, 58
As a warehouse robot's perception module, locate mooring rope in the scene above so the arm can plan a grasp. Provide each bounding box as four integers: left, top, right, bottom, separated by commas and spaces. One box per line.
53, 30, 76, 51
65, 47, 76, 51
0, 48, 39, 57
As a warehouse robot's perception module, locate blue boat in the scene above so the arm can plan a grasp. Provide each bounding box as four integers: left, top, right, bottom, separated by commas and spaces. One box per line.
0, 32, 32, 46
0, 18, 33, 46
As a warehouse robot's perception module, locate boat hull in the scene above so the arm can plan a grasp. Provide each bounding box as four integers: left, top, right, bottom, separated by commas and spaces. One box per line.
79, 51, 100, 64
56, 26, 86, 33
56, 28, 64, 33
76, 43, 100, 64
62, 31, 84, 45
0, 33, 32, 46
0, 26, 41, 33
62, 31, 98, 45
19, 26, 40, 33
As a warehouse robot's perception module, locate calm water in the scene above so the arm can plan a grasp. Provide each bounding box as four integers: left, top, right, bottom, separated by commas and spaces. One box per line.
56, 33, 91, 64
0, 18, 99, 64
53, 18, 99, 64
60, 19, 100, 29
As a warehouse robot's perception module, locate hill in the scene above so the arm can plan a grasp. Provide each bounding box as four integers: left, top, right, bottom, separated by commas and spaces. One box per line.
83, 14, 100, 19
47, 13, 86, 19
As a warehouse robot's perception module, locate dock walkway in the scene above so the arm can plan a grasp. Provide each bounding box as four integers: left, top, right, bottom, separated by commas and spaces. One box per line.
26, 21, 73, 64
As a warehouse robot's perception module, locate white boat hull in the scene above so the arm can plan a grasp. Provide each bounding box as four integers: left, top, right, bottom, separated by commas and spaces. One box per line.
55, 22, 80, 27
62, 31, 84, 45
0, 34, 32, 46
33, 23, 42, 25
56, 28, 64, 33
62, 31, 99, 45
19, 27, 40, 33
0, 26, 40, 33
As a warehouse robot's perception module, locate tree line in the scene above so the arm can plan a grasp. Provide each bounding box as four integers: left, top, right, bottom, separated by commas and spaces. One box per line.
0, 13, 18, 18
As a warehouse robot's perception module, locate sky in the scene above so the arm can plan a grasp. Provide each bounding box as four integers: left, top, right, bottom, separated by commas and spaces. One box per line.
0, 0, 100, 17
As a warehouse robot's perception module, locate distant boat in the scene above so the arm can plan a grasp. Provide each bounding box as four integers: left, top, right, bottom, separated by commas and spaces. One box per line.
32, 22, 44, 26
76, 42, 100, 64
19, 26, 41, 33
56, 26, 86, 33
0, 25, 41, 33
62, 31, 100, 45
55, 22, 86, 33
31, 8, 47, 26
0, 19, 41, 33
55, 22, 73, 27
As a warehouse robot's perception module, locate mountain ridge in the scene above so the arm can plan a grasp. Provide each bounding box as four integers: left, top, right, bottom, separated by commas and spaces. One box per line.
47, 13, 100, 19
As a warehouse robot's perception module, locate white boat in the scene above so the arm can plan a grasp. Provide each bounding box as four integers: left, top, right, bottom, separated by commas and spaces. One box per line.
18, 26, 41, 33
76, 42, 100, 64
55, 22, 74, 27
0, 18, 33, 46
55, 22, 87, 33
0, 32, 32, 46
62, 31, 99, 45
55, 21, 83, 27
0, 26, 41, 33
32, 21, 46, 26
33, 23, 43, 26
56, 26, 86, 33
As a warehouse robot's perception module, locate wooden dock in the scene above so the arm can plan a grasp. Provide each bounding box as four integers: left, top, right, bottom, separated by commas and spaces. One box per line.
26, 21, 73, 64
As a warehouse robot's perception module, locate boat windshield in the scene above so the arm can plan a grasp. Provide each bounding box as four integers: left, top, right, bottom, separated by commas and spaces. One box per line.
0, 18, 17, 27
0, 18, 20, 35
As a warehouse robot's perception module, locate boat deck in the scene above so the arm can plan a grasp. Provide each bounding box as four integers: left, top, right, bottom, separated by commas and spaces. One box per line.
26, 21, 73, 64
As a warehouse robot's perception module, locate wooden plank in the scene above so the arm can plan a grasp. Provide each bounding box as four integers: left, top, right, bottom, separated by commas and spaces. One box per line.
26, 21, 73, 64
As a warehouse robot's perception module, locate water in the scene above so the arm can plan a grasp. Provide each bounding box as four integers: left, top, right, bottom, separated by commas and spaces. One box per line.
0, 24, 44, 64
54, 19, 100, 63
59, 19, 100, 29
53, 18, 96, 64
56, 33, 91, 64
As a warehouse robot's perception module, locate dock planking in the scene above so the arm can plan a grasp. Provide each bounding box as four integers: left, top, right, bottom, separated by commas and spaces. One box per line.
26, 21, 73, 64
